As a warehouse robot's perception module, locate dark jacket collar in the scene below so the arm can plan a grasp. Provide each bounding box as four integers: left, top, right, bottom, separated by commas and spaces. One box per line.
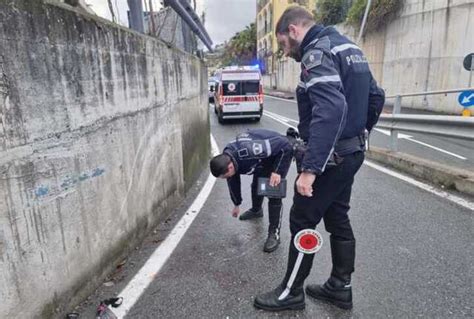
299, 25, 338, 56
300, 24, 324, 56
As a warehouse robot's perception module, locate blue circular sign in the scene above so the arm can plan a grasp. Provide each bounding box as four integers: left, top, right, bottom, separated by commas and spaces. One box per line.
458, 90, 474, 108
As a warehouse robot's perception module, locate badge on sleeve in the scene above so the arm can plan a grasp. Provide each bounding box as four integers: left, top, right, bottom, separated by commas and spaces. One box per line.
302, 49, 323, 70
294, 229, 323, 254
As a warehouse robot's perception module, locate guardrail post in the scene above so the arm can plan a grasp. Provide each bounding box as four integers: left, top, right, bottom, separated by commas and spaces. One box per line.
390, 95, 401, 151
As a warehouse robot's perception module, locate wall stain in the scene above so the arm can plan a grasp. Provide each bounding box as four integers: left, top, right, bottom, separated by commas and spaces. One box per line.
55, 198, 67, 254
33, 166, 105, 199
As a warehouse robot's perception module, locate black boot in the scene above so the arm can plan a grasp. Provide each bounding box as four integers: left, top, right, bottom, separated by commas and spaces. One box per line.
306, 237, 355, 309
263, 202, 282, 252
254, 284, 305, 311
239, 207, 263, 220
263, 231, 279, 252
255, 238, 315, 311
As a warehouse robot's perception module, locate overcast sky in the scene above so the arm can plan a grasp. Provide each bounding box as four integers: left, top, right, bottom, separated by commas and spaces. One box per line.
84, 0, 256, 45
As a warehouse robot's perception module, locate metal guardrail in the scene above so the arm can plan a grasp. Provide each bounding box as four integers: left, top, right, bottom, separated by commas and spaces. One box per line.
379, 88, 474, 151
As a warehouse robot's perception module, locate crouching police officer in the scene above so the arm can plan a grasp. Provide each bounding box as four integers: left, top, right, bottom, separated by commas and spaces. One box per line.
210, 129, 293, 252
254, 6, 385, 311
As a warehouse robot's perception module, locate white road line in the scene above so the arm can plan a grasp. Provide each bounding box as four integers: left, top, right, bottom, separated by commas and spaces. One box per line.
373, 128, 467, 160
115, 135, 220, 318
405, 137, 467, 160
265, 94, 297, 103
262, 111, 473, 211
263, 111, 297, 129
364, 160, 474, 211
266, 95, 468, 161
265, 110, 299, 124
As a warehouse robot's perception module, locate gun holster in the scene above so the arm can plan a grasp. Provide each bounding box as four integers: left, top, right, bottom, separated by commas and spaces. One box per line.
286, 128, 343, 173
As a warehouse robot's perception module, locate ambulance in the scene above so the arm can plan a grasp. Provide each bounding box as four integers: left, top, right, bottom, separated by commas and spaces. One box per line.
213, 66, 264, 123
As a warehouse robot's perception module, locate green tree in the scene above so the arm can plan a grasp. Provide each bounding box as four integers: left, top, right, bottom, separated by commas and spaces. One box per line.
220, 23, 256, 67
347, 0, 402, 32
313, 0, 347, 25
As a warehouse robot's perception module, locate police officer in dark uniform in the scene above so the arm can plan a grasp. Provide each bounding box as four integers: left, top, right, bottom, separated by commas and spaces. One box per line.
210, 129, 293, 252
254, 6, 385, 311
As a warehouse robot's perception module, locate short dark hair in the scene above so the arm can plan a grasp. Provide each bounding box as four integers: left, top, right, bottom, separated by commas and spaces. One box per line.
210, 154, 231, 177
275, 6, 315, 35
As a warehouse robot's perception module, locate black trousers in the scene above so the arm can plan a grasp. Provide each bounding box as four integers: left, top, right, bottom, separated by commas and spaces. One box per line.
281, 151, 364, 294
251, 160, 288, 233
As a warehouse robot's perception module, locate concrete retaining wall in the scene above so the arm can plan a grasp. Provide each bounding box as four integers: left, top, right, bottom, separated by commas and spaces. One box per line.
267, 0, 474, 114
0, 1, 209, 317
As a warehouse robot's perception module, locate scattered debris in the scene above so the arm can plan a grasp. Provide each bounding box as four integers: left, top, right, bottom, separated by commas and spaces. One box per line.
96, 297, 123, 319
117, 259, 127, 268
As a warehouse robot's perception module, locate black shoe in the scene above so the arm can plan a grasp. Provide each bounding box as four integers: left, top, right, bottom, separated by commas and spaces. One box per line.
306, 277, 352, 310
254, 286, 305, 311
263, 232, 280, 253
239, 208, 263, 220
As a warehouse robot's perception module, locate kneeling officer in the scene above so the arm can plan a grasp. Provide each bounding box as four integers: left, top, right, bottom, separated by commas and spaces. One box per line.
210, 129, 293, 252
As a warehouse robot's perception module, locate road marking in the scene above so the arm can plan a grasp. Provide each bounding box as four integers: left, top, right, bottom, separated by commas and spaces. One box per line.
364, 160, 474, 211
373, 128, 467, 160
373, 128, 412, 139
265, 95, 468, 160
263, 111, 297, 129
265, 94, 297, 103
114, 135, 220, 318
265, 110, 299, 124
262, 111, 473, 211
404, 138, 467, 160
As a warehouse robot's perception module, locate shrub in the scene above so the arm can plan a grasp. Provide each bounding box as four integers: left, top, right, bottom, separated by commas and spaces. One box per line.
313, 0, 348, 25
347, 0, 402, 32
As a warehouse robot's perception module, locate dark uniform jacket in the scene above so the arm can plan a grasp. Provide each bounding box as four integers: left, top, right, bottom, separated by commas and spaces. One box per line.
297, 25, 385, 175
223, 129, 293, 206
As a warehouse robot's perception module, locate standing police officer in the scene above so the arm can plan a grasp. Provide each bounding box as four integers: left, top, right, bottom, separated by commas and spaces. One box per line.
210, 129, 293, 253
254, 6, 385, 311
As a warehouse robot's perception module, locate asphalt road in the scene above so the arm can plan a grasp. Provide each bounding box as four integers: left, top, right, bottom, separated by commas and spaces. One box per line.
77, 97, 473, 318
262, 95, 474, 171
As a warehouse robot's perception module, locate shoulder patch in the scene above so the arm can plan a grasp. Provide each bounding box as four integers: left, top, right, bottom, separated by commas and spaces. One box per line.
314, 36, 331, 51
302, 49, 323, 70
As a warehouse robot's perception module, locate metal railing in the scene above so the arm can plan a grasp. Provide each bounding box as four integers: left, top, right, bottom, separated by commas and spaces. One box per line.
377, 88, 474, 151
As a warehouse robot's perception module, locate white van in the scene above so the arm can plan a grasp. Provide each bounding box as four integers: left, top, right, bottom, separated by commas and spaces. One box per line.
213, 66, 263, 123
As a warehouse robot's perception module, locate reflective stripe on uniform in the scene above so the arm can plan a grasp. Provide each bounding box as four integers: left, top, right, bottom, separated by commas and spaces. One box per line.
264, 139, 272, 157
298, 81, 306, 89
278, 252, 304, 300
331, 43, 360, 55
305, 74, 341, 89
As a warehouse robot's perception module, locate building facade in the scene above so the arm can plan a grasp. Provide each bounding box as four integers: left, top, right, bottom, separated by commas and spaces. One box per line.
256, 0, 316, 74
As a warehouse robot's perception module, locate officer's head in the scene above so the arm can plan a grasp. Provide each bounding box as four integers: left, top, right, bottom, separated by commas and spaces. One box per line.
275, 6, 315, 62
210, 154, 236, 178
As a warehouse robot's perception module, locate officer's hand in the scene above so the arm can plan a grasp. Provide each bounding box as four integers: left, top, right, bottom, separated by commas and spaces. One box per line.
269, 173, 281, 187
296, 172, 316, 197
231, 206, 240, 218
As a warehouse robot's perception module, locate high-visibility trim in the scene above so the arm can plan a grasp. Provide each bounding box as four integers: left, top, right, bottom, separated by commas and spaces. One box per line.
223, 95, 259, 103
265, 139, 272, 157
276, 204, 283, 239
305, 75, 341, 88
278, 252, 304, 300
331, 43, 360, 55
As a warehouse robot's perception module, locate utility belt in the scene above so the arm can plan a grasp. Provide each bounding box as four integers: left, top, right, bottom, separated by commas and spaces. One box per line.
286, 128, 366, 173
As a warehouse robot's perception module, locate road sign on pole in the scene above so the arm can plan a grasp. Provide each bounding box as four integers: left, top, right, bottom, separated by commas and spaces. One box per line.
458, 90, 474, 108
464, 53, 474, 87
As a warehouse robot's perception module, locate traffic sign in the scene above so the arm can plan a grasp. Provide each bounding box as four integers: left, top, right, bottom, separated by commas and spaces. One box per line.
463, 53, 474, 71
458, 90, 474, 107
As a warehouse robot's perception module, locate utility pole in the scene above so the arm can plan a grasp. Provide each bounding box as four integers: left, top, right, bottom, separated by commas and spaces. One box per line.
127, 0, 145, 33
107, 0, 116, 23
149, 0, 156, 34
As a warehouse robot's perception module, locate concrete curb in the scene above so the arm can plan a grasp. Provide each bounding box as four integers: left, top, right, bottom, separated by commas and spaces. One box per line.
366, 147, 474, 198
